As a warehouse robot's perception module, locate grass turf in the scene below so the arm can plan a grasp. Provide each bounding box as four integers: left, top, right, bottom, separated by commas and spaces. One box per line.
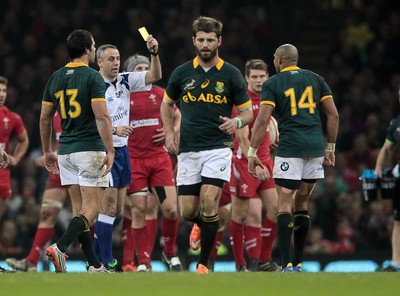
1, 272, 399, 296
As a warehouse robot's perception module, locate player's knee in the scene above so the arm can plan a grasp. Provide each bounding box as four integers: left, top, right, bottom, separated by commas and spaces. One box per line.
40, 199, 62, 223
40, 207, 59, 224
232, 211, 246, 223
180, 207, 197, 221
131, 205, 146, 221
201, 198, 216, 215
162, 206, 178, 220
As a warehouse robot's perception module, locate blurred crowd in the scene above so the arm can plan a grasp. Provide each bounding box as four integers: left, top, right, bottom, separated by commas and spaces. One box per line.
1, 0, 400, 259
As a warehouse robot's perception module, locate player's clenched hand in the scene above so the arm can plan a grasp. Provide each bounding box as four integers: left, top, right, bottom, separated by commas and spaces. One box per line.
35, 155, 45, 168
100, 152, 114, 177
218, 116, 236, 135
44, 152, 59, 175
248, 157, 266, 180
116, 126, 133, 137
146, 35, 159, 56
165, 131, 178, 155
324, 151, 335, 167
254, 164, 271, 181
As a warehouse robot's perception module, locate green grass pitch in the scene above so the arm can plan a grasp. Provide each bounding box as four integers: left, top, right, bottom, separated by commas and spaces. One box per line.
1, 272, 399, 296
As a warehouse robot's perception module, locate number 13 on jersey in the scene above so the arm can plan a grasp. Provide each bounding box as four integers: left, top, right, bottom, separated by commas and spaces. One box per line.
54, 89, 82, 119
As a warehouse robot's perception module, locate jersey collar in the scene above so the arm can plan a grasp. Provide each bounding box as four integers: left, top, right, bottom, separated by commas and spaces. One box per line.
65, 62, 88, 67
281, 66, 300, 72
193, 57, 224, 70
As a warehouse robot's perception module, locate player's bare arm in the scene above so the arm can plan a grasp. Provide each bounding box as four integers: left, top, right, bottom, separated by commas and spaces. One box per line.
144, 35, 162, 85
92, 101, 115, 176
153, 108, 181, 146
248, 104, 273, 179
39, 104, 58, 174
160, 100, 178, 154
321, 98, 339, 167
9, 129, 29, 166
375, 141, 395, 178
114, 126, 134, 138
219, 108, 253, 135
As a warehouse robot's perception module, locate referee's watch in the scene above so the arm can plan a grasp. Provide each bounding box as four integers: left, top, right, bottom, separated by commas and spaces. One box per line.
112, 127, 117, 135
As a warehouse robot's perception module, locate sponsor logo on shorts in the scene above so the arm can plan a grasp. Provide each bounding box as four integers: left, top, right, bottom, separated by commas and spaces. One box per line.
280, 162, 289, 171
220, 165, 226, 171
80, 171, 101, 179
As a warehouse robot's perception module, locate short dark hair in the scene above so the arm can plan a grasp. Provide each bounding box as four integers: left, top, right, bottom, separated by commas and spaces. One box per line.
66, 29, 94, 60
192, 16, 223, 38
0, 76, 8, 85
96, 44, 117, 61
244, 59, 268, 77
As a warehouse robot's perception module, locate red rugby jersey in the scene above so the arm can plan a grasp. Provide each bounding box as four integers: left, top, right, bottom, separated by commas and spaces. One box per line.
128, 86, 168, 158
0, 106, 25, 153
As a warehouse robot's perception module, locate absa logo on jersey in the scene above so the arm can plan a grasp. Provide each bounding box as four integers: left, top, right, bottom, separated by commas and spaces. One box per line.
182, 92, 228, 104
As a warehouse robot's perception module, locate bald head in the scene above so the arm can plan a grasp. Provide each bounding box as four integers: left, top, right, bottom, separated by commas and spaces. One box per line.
276, 44, 298, 63
274, 44, 298, 72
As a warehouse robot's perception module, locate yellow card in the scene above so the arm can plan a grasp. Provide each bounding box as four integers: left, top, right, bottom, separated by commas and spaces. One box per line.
138, 27, 150, 41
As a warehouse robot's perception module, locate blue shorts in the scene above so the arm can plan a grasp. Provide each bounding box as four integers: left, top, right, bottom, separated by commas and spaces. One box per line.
110, 146, 131, 188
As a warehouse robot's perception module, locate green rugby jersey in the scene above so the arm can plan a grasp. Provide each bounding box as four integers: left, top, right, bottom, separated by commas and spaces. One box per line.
165, 58, 251, 153
42, 62, 106, 154
260, 66, 333, 157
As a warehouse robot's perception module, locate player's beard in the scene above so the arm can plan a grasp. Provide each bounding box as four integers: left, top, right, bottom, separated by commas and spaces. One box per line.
196, 47, 217, 62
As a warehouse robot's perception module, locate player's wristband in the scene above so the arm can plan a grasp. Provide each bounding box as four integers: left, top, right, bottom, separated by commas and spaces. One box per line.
150, 50, 159, 56
325, 142, 336, 153
247, 147, 258, 158
233, 116, 244, 129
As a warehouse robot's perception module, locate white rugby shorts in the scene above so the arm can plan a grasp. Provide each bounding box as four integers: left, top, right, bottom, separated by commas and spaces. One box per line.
58, 151, 110, 187
177, 148, 232, 186
273, 156, 324, 180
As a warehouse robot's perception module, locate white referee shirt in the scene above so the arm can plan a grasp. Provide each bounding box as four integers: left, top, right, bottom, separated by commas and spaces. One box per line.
103, 71, 147, 147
